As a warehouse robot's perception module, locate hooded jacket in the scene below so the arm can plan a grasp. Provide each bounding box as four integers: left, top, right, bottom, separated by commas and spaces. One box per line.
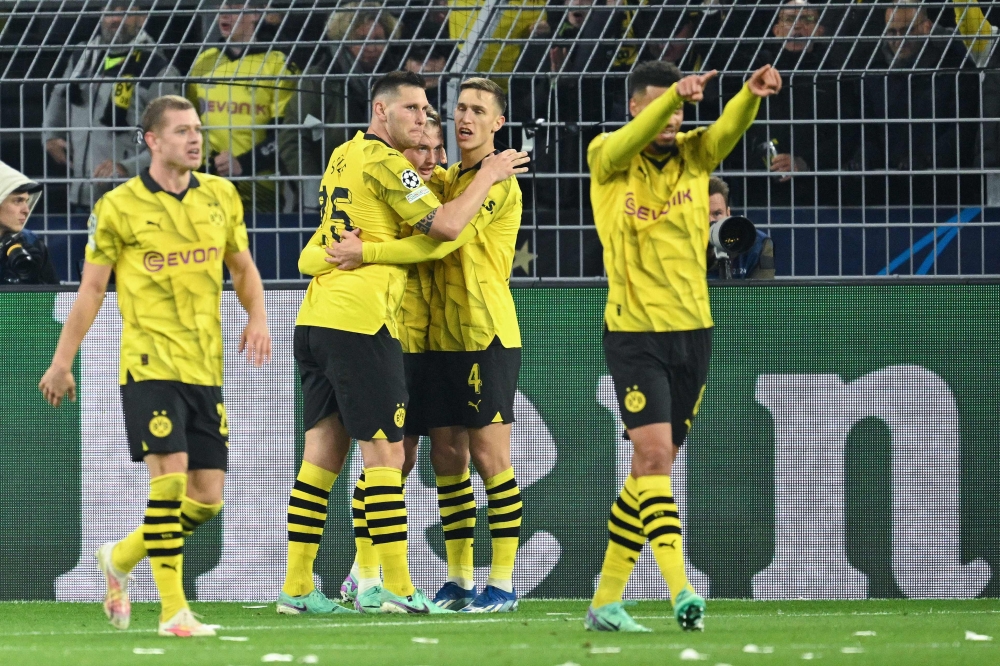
41, 30, 182, 208
0, 161, 59, 285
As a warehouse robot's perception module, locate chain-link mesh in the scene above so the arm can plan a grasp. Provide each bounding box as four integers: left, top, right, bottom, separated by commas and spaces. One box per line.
1, 0, 998, 279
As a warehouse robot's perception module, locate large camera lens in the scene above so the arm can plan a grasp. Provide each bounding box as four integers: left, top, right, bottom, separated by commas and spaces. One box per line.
3, 235, 37, 280
709, 216, 757, 255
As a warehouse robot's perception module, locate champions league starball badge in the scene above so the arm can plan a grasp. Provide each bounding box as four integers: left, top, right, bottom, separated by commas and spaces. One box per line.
400, 169, 421, 189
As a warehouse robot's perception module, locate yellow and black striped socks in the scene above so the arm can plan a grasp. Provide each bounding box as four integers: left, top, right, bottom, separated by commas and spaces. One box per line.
636, 475, 690, 602
437, 471, 476, 589
364, 467, 414, 597
144, 473, 188, 620
353, 471, 381, 591
592, 475, 644, 608
484, 468, 522, 592
283, 461, 336, 598
111, 495, 222, 574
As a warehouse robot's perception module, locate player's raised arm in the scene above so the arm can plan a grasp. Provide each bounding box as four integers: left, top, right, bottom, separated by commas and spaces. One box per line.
39, 260, 112, 407
697, 65, 782, 167
590, 70, 718, 180
415, 148, 528, 241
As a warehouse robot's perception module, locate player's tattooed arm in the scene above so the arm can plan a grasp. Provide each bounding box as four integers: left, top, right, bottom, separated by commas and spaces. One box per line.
414, 207, 438, 235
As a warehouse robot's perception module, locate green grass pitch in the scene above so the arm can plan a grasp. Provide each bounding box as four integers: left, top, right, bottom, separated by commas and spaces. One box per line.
0, 600, 997, 665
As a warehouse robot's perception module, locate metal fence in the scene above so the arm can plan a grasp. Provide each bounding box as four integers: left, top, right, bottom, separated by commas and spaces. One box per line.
1, 0, 998, 280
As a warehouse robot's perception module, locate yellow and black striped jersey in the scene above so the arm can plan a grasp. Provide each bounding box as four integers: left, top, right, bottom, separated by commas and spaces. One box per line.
588, 84, 760, 332
449, 0, 546, 88
296, 132, 442, 337
397, 165, 447, 354
427, 160, 522, 352
187, 47, 296, 210
85, 170, 249, 386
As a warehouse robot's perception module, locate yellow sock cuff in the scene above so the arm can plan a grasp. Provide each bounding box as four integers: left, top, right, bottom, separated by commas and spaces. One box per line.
179, 496, 222, 535
366, 467, 402, 485
437, 470, 471, 486
149, 472, 187, 499
636, 475, 672, 496
299, 460, 337, 491
484, 467, 515, 490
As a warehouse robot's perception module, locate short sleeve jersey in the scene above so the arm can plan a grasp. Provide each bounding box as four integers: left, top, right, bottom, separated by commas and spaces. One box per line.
296, 132, 441, 336
589, 129, 721, 333
397, 165, 447, 354
428, 161, 522, 352
85, 170, 249, 386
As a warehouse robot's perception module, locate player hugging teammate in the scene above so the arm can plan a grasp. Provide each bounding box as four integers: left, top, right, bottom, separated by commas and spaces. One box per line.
279, 71, 529, 615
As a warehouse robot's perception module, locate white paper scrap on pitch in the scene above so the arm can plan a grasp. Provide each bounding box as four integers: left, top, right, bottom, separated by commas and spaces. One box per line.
220, 636, 249, 641
412, 637, 439, 644
854, 631, 876, 636
589, 647, 621, 654
133, 648, 165, 655
679, 648, 706, 660
743, 644, 774, 654
298, 656, 319, 664
966, 631, 993, 641
546, 612, 571, 616
261, 655, 294, 663
243, 605, 268, 609
801, 654, 815, 661
841, 647, 864, 654
554, 662, 581, 666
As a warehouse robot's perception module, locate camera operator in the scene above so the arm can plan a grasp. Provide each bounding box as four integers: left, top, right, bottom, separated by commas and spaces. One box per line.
707, 176, 774, 279
0, 161, 60, 285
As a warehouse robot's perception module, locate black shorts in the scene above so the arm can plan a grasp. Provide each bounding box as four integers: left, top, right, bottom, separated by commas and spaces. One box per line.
403, 352, 429, 437
295, 324, 408, 442
120, 375, 229, 470
425, 338, 521, 429
603, 327, 712, 445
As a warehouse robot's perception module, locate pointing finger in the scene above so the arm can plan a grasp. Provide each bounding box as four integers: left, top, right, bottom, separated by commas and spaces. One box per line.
698, 69, 718, 84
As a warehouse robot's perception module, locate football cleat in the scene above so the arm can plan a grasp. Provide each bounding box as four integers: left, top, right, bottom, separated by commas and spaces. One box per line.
354, 585, 384, 614
461, 585, 519, 613
340, 571, 360, 603
158, 607, 217, 637
432, 581, 477, 610
380, 587, 454, 614
585, 601, 652, 632
95, 542, 131, 630
276, 589, 358, 615
673, 588, 706, 631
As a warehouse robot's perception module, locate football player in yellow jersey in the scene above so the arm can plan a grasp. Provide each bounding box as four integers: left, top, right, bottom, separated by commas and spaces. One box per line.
39, 95, 271, 637
586, 61, 782, 633
187, 0, 297, 214
278, 71, 528, 616
335, 109, 462, 604
327, 78, 525, 613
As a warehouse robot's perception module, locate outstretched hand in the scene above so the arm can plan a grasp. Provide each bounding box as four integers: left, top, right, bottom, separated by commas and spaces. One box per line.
327, 227, 364, 271
748, 64, 782, 98
676, 70, 718, 102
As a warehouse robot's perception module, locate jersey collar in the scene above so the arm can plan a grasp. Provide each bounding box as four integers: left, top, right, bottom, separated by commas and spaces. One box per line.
363, 132, 393, 149
457, 149, 501, 178
140, 168, 201, 201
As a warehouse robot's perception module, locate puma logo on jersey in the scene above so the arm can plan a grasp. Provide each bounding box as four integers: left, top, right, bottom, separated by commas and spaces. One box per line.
159, 563, 178, 571
468, 400, 482, 412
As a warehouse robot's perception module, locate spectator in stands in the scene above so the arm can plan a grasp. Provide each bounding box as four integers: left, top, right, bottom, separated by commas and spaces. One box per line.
41, 1, 181, 213
404, 45, 454, 112
187, 0, 297, 214
855, 2, 976, 173
0, 161, 59, 285
450, 0, 547, 90
278, 4, 398, 211
953, 0, 999, 202
707, 176, 774, 280
400, 0, 450, 42
738, 0, 859, 206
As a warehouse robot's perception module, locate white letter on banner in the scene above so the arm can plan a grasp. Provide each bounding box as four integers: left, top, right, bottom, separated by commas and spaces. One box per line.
405, 391, 561, 595
196, 292, 299, 600
753, 373, 868, 599
596, 375, 710, 599
754, 366, 989, 600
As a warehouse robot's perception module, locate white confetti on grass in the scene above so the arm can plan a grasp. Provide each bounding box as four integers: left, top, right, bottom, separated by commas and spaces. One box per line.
546, 613, 571, 616
854, 631, 876, 636
220, 636, 249, 642
841, 647, 864, 654
679, 648, 706, 660
554, 662, 581, 666
965, 631, 993, 641
411, 637, 439, 644
243, 605, 268, 609
589, 647, 621, 654
261, 654, 294, 662
743, 644, 774, 654
298, 656, 319, 664
801, 653, 815, 660
132, 648, 165, 655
